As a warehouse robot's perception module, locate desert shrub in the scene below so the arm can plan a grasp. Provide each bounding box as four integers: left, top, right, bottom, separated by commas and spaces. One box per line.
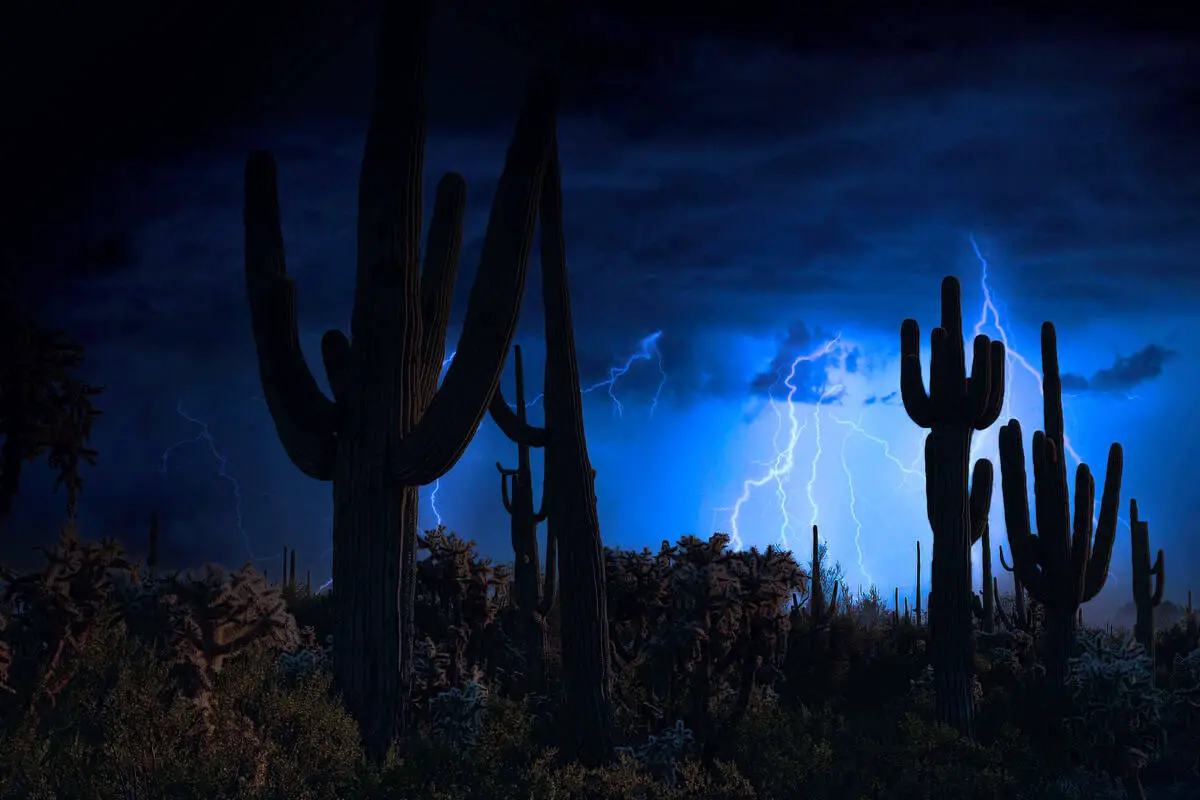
0, 622, 362, 800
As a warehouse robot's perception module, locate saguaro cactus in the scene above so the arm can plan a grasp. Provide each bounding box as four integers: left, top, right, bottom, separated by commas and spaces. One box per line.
1129, 499, 1164, 664
242, 0, 555, 760
495, 344, 556, 688
900, 275, 1005, 738
489, 144, 612, 765
998, 322, 1123, 688
809, 524, 839, 628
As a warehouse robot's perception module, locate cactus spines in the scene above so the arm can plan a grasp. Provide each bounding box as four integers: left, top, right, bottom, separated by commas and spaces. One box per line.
242, 0, 556, 760
900, 276, 1005, 738
998, 322, 1123, 688
495, 345, 555, 688
487, 143, 612, 765
1129, 499, 1165, 663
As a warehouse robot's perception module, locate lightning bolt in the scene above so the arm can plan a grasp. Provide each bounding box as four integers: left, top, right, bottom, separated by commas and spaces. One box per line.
156, 399, 271, 564
722, 234, 1138, 597
428, 330, 669, 530
727, 337, 841, 552
966, 234, 1132, 583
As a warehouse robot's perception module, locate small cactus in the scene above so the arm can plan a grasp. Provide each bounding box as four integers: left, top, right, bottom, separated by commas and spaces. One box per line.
1129, 499, 1165, 664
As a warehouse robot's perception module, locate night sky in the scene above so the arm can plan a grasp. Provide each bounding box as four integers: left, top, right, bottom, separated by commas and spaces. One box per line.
4, 0, 1198, 619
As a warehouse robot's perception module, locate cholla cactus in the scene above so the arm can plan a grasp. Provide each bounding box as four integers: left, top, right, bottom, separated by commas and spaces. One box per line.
276, 625, 330, 686
615, 719, 696, 788
1066, 628, 1167, 796
429, 678, 489, 751
115, 562, 298, 720
0, 524, 129, 716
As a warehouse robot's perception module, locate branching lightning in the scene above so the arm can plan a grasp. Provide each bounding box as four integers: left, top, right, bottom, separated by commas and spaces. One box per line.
722, 232, 1136, 593
156, 399, 272, 564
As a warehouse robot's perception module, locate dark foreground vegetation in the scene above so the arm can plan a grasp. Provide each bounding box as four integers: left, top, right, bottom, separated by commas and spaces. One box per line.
4, 0, 1199, 797
0, 524, 1199, 799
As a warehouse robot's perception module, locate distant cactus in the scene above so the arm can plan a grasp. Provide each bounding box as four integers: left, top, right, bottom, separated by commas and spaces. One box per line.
915, 540, 922, 626
494, 344, 555, 690
998, 322, 1123, 688
488, 144, 612, 764
1129, 499, 1165, 664
240, 0, 555, 758
899, 275, 1005, 737
997, 545, 1030, 631
809, 525, 839, 629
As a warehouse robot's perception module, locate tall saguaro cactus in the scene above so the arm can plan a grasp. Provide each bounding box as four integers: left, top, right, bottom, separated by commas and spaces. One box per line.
1129, 499, 1165, 664
495, 344, 556, 688
998, 322, 1123, 688
490, 143, 613, 765
242, 0, 555, 760
900, 276, 1005, 738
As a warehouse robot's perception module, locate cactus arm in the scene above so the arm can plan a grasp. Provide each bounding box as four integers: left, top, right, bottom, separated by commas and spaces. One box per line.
243, 151, 337, 481
998, 420, 1048, 599
496, 462, 515, 513
489, 391, 548, 447
535, 502, 547, 524
389, 77, 557, 486
969, 458, 993, 546
321, 330, 352, 404
998, 545, 1013, 573
975, 340, 1007, 429
1081, 443, 1123, 601
1070, 463, 1095, 600
900, 319, 934, 428
1151, 550, 1165, 606
419, 173, 467, 393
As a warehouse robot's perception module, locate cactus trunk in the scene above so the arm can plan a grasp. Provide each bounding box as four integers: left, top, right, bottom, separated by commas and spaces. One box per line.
900, 276, 1005, 739
242, 0, 555, 761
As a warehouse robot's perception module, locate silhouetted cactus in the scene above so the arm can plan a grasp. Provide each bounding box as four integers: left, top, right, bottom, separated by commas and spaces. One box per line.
900, 275, 1005, 737
240, 0, 555, 758
998, 322, 1123, 688
0, 297, 103, 527
495, 344, 555, 690
971, 460, 996, 634
997, 545, 1030, 631
809, 525, 839, 630
1129, 499, 1165, 665
489, 144, 612, 765
915, 540, 922, 626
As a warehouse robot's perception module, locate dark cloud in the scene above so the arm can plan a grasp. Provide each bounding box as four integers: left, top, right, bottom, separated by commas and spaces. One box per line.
1061, 344, 1177, 393
747, 323, 850, 403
